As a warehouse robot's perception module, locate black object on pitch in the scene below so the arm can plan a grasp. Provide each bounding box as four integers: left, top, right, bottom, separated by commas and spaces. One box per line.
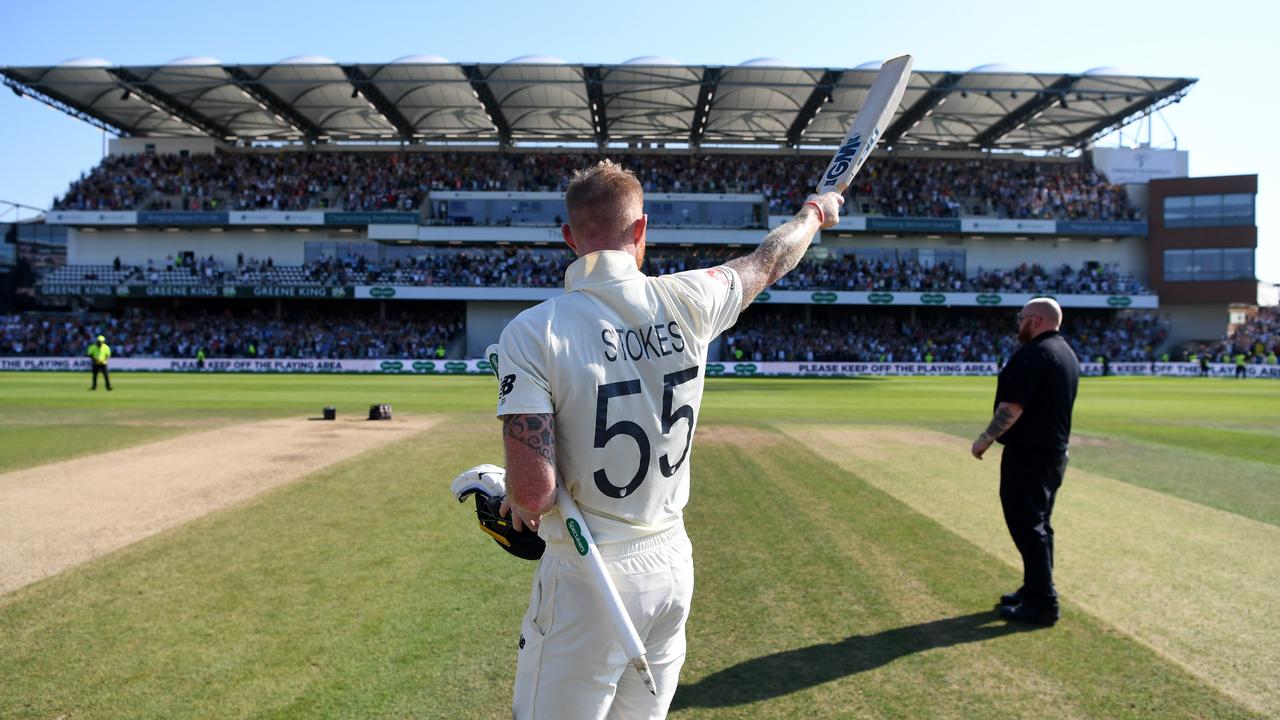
368, 404, 392, 420
323, 406, 336, 420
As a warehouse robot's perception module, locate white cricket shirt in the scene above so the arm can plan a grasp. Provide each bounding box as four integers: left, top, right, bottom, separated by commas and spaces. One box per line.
494, 250, 743, 545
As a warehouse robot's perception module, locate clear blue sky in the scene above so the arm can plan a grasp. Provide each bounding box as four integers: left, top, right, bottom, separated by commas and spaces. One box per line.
1, 0, 1275, 283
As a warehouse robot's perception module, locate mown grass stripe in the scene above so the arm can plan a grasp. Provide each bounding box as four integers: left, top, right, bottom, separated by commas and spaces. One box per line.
783, 424, 1280, 718
686, 426, 1261, 719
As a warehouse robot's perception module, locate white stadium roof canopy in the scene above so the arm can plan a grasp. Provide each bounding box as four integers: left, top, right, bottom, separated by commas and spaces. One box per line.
1, 59, 1195, 150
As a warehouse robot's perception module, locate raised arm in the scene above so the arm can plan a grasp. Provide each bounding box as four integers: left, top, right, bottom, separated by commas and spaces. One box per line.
723, 191, 844, 310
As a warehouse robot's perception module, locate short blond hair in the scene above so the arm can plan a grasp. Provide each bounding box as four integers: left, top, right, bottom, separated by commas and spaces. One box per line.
564, 159, 643, 242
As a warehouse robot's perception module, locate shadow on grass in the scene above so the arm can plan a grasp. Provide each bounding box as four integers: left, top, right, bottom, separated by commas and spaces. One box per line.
672, 610, 1043, 709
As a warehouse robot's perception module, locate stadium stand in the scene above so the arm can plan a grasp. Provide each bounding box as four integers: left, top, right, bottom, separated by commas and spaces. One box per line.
7, 59, 1258, 371
1213, 306, 1280, 362
2, 307, 1166, 364
40, 252, 1150, 294
0, 309, 463, 359
724, 309, 1169, 363
54, 151, 1141, 221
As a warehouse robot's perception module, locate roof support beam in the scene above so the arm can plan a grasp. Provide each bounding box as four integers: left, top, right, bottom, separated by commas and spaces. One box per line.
1, 72, 128, 136
1068, 79, 1195, 148
970, 75, 1080, 147
786, 70, 842, 147
462, 64, 512, 146
108, 68, 232, 139
225, 66, 324, 141
341, 65, 417, 141
688, 67, 721, 147
882, 72, 961, 147
583, 66, 609, 147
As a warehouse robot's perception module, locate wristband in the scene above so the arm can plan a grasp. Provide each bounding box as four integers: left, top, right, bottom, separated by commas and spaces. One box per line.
803, 200, 825, 225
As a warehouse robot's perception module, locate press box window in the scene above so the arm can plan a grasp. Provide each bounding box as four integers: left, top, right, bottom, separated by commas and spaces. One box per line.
1163, 193, 1255, 228
1163, 248, 1254, 282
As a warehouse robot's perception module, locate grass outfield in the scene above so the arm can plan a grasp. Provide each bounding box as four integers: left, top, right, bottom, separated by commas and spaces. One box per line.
0, 372, 1277, 718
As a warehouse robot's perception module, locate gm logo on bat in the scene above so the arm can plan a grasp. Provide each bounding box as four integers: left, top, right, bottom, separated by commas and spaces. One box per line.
821, 127, 882, 190
822, 133, 863, 187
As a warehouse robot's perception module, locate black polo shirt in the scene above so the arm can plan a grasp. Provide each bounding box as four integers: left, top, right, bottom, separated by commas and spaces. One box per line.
994, 330, 1080, 453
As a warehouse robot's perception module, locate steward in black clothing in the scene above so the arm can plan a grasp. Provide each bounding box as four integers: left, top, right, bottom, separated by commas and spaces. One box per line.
971, 298, 1079, 626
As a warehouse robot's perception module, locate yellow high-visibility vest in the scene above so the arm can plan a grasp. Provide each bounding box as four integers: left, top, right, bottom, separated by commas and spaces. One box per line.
87, 343, 111, 365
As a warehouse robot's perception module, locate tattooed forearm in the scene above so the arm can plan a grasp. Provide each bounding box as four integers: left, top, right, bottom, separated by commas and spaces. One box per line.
979, 403, 1022, 441
724, 206, 822, 309
503, 413, 555, 465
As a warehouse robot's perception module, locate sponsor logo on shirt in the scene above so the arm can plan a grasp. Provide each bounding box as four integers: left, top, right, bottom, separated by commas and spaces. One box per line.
566, 518, 589, 556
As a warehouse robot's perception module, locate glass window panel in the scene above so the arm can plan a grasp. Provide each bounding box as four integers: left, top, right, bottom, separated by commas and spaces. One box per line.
1163, 249, 1193, 281
1193, 248, 1223, 278
1163, 195, 1193, 228
1222, 248, 1255, 280
1220, 193, 1255, 226
1191, 194, 1224, 227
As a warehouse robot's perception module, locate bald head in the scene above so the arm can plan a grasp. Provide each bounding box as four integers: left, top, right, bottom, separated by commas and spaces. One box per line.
562, 159, 646, 256
1017, 297, 1062, 343
1023, 298, 1063, 329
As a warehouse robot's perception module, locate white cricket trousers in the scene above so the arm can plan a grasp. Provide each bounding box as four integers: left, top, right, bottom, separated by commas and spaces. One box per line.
513, 523, 694, 720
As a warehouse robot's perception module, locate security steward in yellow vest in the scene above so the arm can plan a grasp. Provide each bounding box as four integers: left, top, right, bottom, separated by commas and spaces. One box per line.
87, 335, 113, 391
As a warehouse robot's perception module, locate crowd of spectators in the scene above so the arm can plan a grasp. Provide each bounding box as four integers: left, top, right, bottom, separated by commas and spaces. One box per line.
848, 158, 1139, 220
1060, 313, 1170, 362
54, 150, 1140, 221
0, 309, 463, 360
725, 310, 1170, 364
52, 250, 1150, 295
770, 258, 1146, 294
725, 312, 1017, 363
1211, 305, 1280, 362
3, 307, 1169, 364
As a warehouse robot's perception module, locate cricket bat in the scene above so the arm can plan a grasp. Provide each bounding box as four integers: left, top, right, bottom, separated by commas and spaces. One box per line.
556, 486, 658, 696
816, 54, 914, 195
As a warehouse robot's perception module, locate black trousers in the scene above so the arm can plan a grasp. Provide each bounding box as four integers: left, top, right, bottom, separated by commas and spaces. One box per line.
999, 444, 1068, 609
91, 363, 111, 389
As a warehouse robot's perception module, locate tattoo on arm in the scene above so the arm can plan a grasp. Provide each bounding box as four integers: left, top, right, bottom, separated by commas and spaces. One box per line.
503, 413, 555, 465
724, 207, 821, 309
980, 405, 1018, 442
